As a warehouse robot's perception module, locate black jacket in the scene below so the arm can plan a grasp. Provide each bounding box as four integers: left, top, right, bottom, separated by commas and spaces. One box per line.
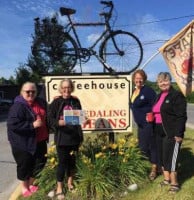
157, 87, 187, 138
48, 96, 83, 146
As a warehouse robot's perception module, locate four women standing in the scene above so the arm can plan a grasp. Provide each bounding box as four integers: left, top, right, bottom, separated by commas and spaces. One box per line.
7, 72, 187, 197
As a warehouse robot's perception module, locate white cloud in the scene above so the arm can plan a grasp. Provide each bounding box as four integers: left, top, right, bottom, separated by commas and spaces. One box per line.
136, 14, 170, 58
127, 14, 172, 80
87, 33, 101, 44
11, 0, 70, 17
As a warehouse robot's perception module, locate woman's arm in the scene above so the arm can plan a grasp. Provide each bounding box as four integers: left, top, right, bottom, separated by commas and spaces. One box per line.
7, 104, 35, 134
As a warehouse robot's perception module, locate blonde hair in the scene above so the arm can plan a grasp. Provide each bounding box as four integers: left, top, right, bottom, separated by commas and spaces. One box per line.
132, 69, 147, 82
58, 78, 75, 93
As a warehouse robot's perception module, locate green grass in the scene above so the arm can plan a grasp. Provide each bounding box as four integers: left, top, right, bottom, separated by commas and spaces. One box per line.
121, 128, 194, 200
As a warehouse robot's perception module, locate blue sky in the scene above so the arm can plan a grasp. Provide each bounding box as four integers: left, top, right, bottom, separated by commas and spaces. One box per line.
0, 0, 194, 80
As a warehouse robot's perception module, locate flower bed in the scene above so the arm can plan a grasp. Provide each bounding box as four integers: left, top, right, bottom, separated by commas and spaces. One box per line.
36, 133, 150, 200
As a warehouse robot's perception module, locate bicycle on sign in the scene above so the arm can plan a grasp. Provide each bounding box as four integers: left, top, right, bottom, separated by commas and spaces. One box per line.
59, 1, 143, 74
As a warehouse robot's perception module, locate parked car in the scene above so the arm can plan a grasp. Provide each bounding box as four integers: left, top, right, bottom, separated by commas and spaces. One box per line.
0, 97, 13, 111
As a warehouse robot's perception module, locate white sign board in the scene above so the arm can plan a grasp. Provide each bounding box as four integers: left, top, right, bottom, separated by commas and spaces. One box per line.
44, 74, 132, 132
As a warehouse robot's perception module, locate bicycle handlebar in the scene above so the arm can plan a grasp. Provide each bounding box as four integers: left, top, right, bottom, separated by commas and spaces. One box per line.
99, 1, 113, 21
100, 1, 113, 6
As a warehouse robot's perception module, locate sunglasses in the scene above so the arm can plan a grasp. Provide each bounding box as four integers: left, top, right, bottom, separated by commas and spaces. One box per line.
24, 90, 36, 94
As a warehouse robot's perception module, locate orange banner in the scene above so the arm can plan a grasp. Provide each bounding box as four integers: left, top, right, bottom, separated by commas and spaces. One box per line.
159, 20, 194, 96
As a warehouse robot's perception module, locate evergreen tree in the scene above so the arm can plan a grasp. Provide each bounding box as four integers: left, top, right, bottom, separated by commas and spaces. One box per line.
28, 16, 75, 76
0, 77, 8, 85
0, 76, 16, 85
15, 64, 31, 86
8, 76, 16, 85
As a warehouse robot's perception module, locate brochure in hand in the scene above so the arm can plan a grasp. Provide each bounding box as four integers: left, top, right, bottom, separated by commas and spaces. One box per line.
63, 110, 85, 125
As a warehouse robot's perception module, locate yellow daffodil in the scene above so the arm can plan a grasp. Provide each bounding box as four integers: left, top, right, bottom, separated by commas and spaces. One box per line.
102, 145, 107, 150
119, 151, 124, 155
118, 138, 126, 146
50, 157, 55, 163
95, 152, 104, 158
109, 143, 118, 149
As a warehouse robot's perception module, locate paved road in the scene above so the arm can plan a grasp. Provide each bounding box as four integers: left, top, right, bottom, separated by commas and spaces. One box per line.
0, 104, 193, 199
186, 103, 194, 129
0, 115, 17, 200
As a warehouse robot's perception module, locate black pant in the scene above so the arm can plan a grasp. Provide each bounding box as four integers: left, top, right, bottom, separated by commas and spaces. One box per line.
138, 123, 157, 164
33, 140, 47, 177
56, 145, 78, 182
155, 124, 181, 171
12, 140, 47, 181
154, 124, 165, 168
12, 147, 35, 181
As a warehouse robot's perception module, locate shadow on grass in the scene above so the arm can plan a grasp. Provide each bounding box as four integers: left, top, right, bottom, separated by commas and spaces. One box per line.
178, 146, 194, 185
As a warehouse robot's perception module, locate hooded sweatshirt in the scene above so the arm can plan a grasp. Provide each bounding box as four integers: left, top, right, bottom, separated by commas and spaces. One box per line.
7, 95, 47, 154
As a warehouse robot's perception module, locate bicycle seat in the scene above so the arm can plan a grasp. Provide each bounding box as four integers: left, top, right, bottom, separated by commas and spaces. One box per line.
60, 7, 76, 16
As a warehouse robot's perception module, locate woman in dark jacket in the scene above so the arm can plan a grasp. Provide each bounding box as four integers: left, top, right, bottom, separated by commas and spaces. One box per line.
130, 69, 158, 181
152, 72, 187, 193
48, 78, 83, 200
7, 82, 48, 197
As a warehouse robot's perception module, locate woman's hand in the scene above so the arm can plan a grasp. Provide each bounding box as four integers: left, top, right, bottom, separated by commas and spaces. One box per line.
174, 136, 183, 143
58, 119, 65, 126
33, 119, 43, 128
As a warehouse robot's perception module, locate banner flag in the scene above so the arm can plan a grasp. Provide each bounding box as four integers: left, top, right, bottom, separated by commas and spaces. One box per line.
159, 20, 194, 96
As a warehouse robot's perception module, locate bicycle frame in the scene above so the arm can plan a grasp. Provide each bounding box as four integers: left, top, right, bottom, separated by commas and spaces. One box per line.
64, 6, 113, 53
71, 20, 112, 50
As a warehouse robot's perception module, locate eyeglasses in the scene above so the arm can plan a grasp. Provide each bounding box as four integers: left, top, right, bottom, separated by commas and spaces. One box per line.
24, 90, 36, 94
61, 87, 72, 90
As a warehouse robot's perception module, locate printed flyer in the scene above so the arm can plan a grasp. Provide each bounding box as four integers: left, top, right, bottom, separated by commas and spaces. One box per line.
63, 110, 85, 125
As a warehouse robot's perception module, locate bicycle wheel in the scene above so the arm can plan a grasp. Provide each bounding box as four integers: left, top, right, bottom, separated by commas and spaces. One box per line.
37, 33, 78, 73
99, 30, 143, 73
60, 33, 78, 71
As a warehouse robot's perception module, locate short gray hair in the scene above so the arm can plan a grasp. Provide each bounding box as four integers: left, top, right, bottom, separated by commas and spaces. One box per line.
157, 72, 172, 82
58, 78, 75, 93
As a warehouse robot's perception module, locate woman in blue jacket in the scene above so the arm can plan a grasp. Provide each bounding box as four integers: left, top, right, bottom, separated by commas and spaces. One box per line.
130, 69, 158, 181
